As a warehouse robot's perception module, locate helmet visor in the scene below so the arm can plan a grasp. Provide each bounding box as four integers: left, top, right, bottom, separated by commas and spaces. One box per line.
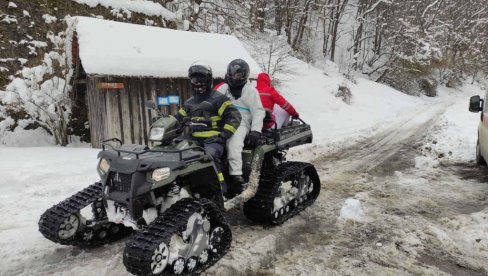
190, 76, 209, 86
228, 66, 247, 81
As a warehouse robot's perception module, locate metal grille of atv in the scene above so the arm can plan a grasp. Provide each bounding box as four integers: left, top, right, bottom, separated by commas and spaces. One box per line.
108, 172, 132, 192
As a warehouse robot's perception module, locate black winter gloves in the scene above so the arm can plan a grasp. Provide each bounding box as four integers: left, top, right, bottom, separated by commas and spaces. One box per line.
246, 131, 265, 147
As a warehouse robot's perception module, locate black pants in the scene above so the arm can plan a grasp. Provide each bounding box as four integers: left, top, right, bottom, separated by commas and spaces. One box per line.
201, 141, 224, 172
181, 135, 226, 191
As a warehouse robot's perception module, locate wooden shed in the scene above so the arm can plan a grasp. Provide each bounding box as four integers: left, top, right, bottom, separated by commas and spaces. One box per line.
71, 17, 261, 148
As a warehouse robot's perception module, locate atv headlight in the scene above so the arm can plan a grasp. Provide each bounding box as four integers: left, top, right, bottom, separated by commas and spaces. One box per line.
99, 158, 110, 174
152, 167, 171, 182
149, 127, 165, 141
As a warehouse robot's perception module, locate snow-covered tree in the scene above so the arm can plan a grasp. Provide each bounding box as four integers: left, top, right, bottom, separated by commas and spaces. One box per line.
0, 20, 74, 146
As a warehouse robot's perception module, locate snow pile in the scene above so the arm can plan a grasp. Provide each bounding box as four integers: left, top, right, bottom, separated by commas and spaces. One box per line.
71, 0, 177, 21
73, 16, 261, 79
414, 156, 439, 169
339, 198, 364, 222
426, 211, 488, 270
441, 209, 488, 260
0, 126, 54, 146
422, 85, 483, 162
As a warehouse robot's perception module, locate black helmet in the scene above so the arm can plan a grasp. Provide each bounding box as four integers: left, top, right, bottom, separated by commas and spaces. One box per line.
226, 59, 250, 88
188, 64, 213, 94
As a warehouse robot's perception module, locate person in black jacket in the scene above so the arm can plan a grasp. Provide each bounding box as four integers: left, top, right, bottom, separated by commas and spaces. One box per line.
175, 64, 241, 192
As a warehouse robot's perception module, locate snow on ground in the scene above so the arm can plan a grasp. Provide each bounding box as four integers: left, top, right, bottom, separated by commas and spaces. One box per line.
0, 147, 100, 275
343, 84, 488, 275
278, 58, 425, 145
421, 84, 485, 162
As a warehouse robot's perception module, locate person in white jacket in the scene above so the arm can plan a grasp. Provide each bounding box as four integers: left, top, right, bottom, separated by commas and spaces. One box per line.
215, 59, 265, 195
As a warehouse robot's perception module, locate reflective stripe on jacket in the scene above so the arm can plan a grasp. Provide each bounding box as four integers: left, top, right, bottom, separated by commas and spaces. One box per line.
176, 90, 241, 138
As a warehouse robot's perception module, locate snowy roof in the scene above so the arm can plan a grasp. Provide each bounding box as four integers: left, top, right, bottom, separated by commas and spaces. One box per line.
73, 16, 262, 79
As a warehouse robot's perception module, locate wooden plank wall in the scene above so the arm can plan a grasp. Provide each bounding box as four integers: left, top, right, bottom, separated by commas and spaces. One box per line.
87, 76, 192, 148
87, 77, 107, 147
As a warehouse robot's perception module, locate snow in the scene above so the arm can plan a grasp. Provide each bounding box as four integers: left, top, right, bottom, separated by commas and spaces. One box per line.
339, 198, 364, 222
22, 10, 30, 17
273, 57, 426, 156
421, 85, 483, 162
2, 20, 487, 272
17, 58, 27, 65
1, 15, 17, 24
42, 14, 57, 24
8, 2, 17, 8
0, 126, 54, 146
72, 16, 262, 79
71, 0, 177, 21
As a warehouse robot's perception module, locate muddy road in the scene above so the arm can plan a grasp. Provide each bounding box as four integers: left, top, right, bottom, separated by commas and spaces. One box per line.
207, 101, 488, 276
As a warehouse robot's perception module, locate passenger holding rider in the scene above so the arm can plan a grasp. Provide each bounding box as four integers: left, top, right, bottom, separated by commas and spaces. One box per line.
215, 59, 266, 195
175, 64, 241, 192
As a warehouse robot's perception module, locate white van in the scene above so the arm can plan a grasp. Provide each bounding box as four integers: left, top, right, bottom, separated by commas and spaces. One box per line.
469, 95, 488, 165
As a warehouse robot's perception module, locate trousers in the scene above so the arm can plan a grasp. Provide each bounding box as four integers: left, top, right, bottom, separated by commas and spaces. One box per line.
226, 124, 249, 176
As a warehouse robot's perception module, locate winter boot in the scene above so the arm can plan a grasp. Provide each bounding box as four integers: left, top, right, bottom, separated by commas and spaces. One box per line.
225, 175, 247, 198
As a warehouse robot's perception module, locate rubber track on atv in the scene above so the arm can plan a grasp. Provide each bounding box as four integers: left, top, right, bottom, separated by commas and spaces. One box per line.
123, 198, 231, 276
243, 161, 321, 225
38, 182, 132, 246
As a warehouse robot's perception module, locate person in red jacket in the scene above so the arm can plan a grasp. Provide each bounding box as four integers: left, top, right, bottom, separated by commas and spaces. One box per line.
256, 72, 299, 128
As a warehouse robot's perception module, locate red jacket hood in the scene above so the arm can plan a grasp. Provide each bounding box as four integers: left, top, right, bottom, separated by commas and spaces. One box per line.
256, 73, 271, 91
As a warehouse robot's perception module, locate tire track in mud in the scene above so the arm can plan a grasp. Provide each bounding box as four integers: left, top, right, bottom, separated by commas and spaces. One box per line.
207, 100, 488, 275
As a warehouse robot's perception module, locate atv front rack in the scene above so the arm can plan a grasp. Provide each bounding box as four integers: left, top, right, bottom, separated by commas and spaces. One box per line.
101, 138, 207, 162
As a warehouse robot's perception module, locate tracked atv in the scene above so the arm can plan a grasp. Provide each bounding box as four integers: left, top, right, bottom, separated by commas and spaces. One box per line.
38, 101, 321, 276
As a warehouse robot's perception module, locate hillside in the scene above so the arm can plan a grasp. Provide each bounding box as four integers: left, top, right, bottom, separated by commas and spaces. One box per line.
0, 0, 179, 88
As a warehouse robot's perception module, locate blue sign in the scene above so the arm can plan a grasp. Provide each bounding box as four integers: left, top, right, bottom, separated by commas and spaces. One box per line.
168, 95, 180, 105
157, 96, 170, 106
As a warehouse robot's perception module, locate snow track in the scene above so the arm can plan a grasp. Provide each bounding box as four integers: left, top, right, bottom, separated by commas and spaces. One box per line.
320, 100, 451, 174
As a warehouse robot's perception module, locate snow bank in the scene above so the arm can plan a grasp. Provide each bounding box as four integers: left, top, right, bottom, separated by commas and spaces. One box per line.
272, 57, 425, 156
0, 127, 54, 147
73, 16, 261, 79
421, 85, 483, 162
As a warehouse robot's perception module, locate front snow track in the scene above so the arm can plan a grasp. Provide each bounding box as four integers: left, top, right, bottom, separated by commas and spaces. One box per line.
38, 182, 133, 246
243, 161, 321, 225
123, 198, 231, 276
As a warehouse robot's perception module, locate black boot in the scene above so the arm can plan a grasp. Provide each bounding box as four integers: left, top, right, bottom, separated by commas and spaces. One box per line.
225, 175, 247, 198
